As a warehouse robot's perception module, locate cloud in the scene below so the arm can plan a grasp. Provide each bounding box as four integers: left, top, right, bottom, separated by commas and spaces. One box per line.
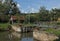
20, 6, 39, 13
31, 8, 36, 13
17, 3, 21, 12
17, 4, 21, 8
25, 11, 28, 13
28, 7, 39, 13
24, 6, 39, 13
21, 9, 28, 13
21, 10, 24, 13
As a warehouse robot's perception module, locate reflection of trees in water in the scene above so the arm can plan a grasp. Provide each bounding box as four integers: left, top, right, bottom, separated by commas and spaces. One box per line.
8, 31, 22, 41
0, 32, 9, 41
21, 32, 33, 41
8, 32, 33, 41
0, 31, 33, 41
22, 32, 33, 38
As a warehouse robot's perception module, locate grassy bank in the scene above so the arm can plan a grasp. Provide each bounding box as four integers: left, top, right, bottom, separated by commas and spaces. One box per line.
0, 23, 9, 30
45, 28, 60, 36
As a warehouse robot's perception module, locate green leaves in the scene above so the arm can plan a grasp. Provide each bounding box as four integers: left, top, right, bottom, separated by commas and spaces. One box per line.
0, 3, 10, 14
38, 6, 51, 21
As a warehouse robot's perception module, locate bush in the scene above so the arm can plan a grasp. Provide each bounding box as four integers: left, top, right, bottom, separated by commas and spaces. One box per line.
57, 22, 60, 25
0, 15, 9, 23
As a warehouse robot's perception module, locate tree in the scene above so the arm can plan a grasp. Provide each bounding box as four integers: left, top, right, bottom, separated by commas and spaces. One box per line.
9, 1, 21, 15
0, 0, 21, 15
38, 6, 51, 21
50, 8, 60, 21
0, 3, 10, 15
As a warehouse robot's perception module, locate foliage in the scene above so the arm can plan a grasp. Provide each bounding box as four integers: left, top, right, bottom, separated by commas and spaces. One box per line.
0, 3, 10, 15
50, 8, 59, 21
38, 6, 51, 21
0, 15, 9, 23
30, 16, 37, 23
9, 2, 21, 15
57, 22, 60, 25
0, 0, 20, 15
38, 6, 60, 21
25, 14, 37, 23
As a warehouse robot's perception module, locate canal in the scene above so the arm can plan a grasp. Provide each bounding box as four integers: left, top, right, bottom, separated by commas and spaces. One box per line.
0, 31, 38, 41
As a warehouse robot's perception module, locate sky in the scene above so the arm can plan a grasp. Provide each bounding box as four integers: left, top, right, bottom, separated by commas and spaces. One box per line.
14, 0, 60, 13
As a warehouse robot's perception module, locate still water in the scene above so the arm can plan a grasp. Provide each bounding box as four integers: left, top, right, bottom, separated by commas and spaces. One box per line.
0, 31, 37, 41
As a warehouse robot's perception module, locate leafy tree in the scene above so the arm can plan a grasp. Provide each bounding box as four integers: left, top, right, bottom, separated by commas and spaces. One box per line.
0, 3, 10, 15
0, 0, 21, 15
30, 16, 37, 23
50, 8, 60, 21
38, 6, 51, 21
9, 2, 21, 15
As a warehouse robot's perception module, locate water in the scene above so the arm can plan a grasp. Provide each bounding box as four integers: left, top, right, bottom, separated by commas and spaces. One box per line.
0, 31, 36, 41
0, 31, 59, 41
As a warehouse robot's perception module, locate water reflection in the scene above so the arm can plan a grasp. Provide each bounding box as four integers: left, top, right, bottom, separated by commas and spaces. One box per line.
8, 32, 21, 38
0, 31, 34, 41
21, 32, 33, 41
0, 31, 10, 41
0, 31, 60, 41
8, 31, 22, 41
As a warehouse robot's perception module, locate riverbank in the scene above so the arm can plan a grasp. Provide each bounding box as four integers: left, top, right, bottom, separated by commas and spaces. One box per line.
45, 28, 60, 36
0, 23, 60, 35
0, 23, 9, 31
0, 23, 9, 29
33, 30, 59, 41
33, 27, 60, 41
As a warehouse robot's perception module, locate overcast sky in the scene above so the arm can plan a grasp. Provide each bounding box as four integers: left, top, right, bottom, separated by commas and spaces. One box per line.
14, 0, 60, 13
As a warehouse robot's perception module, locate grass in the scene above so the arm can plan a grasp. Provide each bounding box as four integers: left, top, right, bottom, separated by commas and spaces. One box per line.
12, 23, 36, 27
0, 23, 9, 29
45, 28, 60, 36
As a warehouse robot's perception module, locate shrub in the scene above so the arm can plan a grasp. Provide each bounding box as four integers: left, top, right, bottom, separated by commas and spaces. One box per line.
0, 15, 9, 23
